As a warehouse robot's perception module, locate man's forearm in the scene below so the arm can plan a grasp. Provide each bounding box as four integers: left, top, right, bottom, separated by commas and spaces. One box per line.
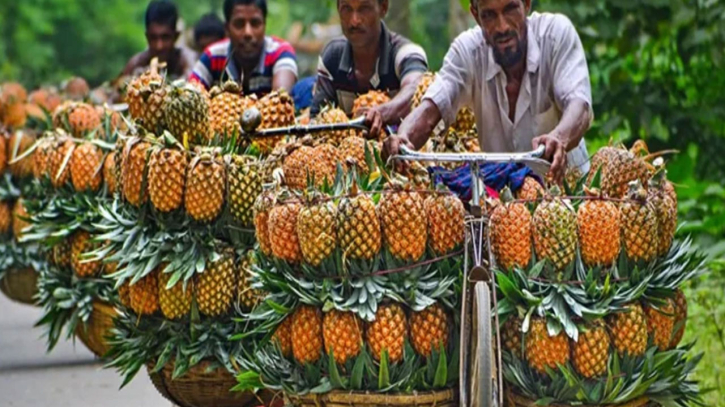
398, 99, 441, 150
379, 72, 423, 125
554, 99, 591, 151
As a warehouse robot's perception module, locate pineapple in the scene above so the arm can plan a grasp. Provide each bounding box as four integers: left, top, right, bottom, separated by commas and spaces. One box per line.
33, 137, 52, 180
209, 81, 254, 141
586, 146, 617, 186
620, 181, 658, 263
282, 145, 314, 191
501, 316, 523, 358
572, 320, 610, 378
125, 63, 165, 127
310, 143, 341, 187
122, 139, 152, 207
164, 82, 211, 144
158, 266, 192, 320
525, 318, 570, 374
1, 83, 28, 128
12, 199, 30, 240
564, 166, 583, 191
253, 187, 277, 257
644, 299, 675, 351
378, 186, 427, 262
8, 131, 36, 179
606, 303, 648, 357
318, 106, 355, 144
323, 310, 363, 365
517, 176, 545, 201
648, 170, 677, 257
410, 303, 450, 357
291, 305, 324, 364
70, 230, 102, 278
338, 135, 371, 175
67, 103, 101, 137
338, 184, 381, 261
451, 107, 476, 133
47, 136, 74, 188
601, 146, 650, 199
52, 238, 72, 268
1, 82, 28, 104
297, 197, 337, 267
29, 88, 61, 114
227, 155, 262, 227
185, 149, 225, 221
490, 187, 532, 270
118, 282, 132, 309
366, 303, 408, 363
236, 250, 264, 312
0, 202, 11, 234
148, 141, 189, 213
256, 90, 295, 153
113, 137, 125, 193
352, 90, 390, 118
577, 187, 621, 267
195, 247, 235, 317
532, 186, 577, 271
2, 103, 27, 129
0, 132, 7, 175
103, 152, 118, 195
70, 142, 104, 192
64, 77, 90, 100
411, 72, 435, 109
268, 199, 303, 263
670, 289, 687, 349
273, 316, 293, 358
425, 191, 465, 255
129, 270, 160, 315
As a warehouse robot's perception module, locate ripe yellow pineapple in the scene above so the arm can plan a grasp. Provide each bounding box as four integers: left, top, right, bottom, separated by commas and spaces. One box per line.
0, 201, 11, 234
411, 72, 435, 109
1, 83, 28, 129
648, 170, 677, 257
46, 137, 74, 188
410, 303, 449, 357
227, 155, 262, 228
425, 191, 465, 255
70, 142, 104, 193
501, 316, 523, 358
209, 81, 250, 140
52, 238, 72, 268
291, 305, 323, 364
236, 250, 264, 312
67, 103, 101, 137
164, 82, 211, 144
517, 176, 545, 201
352, 90, 390, 118
532, 186, 577, 271
577, 187, 621, 267
282, 145, 314, 191
158, 266, 192, 320
323, 310, 363, 365
125, 61, 163, 123
572, 320, 610, 378
103, 152, 118, 195
564, 166, 583, 190
318, 106, 355, 144
70, 230, 102, 278
366, 303, 408, 363
2, 102, 27, 129
253, 188, 277, 257
12, 199, 30, 240
8, 131, 36, 179
337, 184, 381, 261
297, 198, 337, 267
451, 107, 476, 133
606, 303, 648, 357
122, 139, 152, 207
620, 181, 658, 263
64, 77, 90, 101
129, 270, 160, 315
273, 316, 293, 357
148, 142, 189, 213
256, 90, 295, 153
33, 137, 52, 180
525, 318, 570, 374
378, 186, 427, 262
118, 282, 132, 309
338, 135, 372, 175
586, 146, 617, 186
601, 146, 650, 199
195, 248, 235, 317
670, 289, 687, 349
310, 143, 342, 187
268, 199, 303, 263
0, 132, 7, 175
490, 187, 532, 271
1, 82, 28, 104
643, 299, 675, 351
29, 88, 62, 114
185, 149, 226, 222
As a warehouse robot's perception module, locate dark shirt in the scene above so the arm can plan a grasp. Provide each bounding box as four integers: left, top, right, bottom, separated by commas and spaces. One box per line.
122, 47, 197, 80
310, 23, 428, 117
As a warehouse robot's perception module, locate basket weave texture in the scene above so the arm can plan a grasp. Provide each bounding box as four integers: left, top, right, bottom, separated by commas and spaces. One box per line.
75, 300, 116, 357
147, 360, 265, 407
0, 268, 38, 305
287, 389, 457, 407
506, 390, 656, 407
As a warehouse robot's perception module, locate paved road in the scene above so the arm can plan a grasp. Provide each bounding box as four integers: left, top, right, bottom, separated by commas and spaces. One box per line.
0, 294, 167, 407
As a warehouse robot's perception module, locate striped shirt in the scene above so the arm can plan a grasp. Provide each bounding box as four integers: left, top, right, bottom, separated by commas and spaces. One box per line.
189, 36, 298, 96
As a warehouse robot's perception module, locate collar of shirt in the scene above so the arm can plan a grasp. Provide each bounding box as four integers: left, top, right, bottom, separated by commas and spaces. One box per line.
484, 23, 541, 82
338, 22, 392, 88
223, 37, 269, 83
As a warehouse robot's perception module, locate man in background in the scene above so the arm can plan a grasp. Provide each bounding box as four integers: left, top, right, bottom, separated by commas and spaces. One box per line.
121, 0, 197, 79
310, 0, 428, 139
193, 13, 226, 53
189, 0, 298, 95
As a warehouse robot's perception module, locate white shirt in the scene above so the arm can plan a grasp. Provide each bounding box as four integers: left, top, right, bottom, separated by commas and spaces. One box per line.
425, 12, 592, 173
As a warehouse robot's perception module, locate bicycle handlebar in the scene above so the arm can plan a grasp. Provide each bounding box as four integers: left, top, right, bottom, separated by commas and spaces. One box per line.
396, 144, 546, 163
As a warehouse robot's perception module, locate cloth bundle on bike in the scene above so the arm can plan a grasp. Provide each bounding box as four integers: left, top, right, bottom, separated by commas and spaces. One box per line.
428, 163, 540, 202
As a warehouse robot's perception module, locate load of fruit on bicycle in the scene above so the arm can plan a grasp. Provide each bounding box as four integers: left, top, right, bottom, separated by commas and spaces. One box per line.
0, 67, 706, 407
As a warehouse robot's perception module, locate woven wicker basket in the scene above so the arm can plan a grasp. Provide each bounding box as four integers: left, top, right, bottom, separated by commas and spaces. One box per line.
0, 268, 39, 305
506, 390, 656, 407
75, 300, 116, 358
147, 360, 268, 407
287, 389, 457, 407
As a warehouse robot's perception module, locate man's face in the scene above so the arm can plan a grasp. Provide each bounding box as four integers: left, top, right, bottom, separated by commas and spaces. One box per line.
226, 5, 266, 61
471, 0, 530, 68
338, 0, 388, 49
146, 23, 178, 61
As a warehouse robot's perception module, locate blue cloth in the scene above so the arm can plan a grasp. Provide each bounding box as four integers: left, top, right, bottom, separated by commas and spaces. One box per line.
292, 75, 316, 111
429, 163, 539, 202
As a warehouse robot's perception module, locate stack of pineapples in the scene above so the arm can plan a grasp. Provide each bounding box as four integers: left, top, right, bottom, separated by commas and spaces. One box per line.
489, 143, 705, 405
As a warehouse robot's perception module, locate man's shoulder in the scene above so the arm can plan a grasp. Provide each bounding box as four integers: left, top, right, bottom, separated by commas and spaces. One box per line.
451, 27, 485, 50
528, 12, 577, 41
265, 36, 296, 56
320, 37, 348, 58
204, 38, 231, 57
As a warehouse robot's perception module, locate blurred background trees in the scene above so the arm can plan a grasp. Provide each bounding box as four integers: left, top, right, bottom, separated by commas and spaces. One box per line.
0, 0, 723, 403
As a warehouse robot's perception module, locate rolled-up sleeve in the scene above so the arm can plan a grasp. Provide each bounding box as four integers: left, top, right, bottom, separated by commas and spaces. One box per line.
550, 16, 593, 122
423, 32, 474, 127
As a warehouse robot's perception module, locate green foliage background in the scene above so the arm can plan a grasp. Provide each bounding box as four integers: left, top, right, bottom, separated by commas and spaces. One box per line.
1, 0, 723, 404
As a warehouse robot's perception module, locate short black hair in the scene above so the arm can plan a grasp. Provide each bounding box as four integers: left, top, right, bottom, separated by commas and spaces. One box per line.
223, 0, 267, 22
194, 13, 225, 42
145, 0, 179, 31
